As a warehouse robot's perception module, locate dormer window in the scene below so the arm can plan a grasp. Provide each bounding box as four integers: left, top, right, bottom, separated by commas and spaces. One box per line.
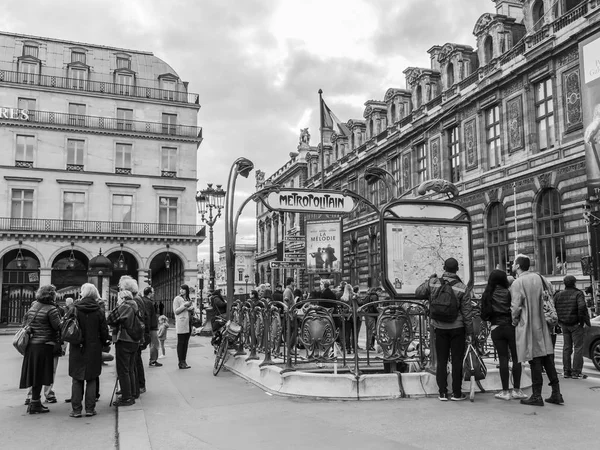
446, 63, 455, 87
484, 36, 494, 64
532, 0, 544, 32
390, 103, 397, 123
23, 44, 39, 58
416, 85, 423, 107
71, 51, 86, 64
117, 57, 131, 70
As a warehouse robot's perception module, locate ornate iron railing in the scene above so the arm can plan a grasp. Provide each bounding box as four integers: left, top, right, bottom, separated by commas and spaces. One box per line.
0, 68, 199, 104
0, 217, 203, 238
3, 109, 202, 139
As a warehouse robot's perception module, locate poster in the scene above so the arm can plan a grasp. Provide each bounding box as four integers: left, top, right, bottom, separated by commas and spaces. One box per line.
581, 34, 600, 198
305, 220, 341, 274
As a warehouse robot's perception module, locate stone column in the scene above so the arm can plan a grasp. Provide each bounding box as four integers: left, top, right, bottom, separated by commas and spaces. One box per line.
39, 268, 52, 285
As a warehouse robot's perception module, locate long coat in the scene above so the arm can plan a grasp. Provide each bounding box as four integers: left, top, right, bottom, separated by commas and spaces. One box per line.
68, 296, 109, 381
173, 295, 193, 334
510, 271, 554, 363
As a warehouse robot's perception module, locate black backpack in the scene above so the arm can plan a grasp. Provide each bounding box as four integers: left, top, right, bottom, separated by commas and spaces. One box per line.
430, 278, 460, 322
126, 307, 145, 342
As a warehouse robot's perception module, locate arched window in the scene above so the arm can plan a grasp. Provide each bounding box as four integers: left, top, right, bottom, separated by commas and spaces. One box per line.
532, 0, 544, 32
565, 0, 583, 13
416, 85, 423, 107
390, 103, 397, 123
537, 188, 565, 275
487, 202, 509, 271
369, 232, 380, 287
484, 36, 494, 64
369, 118, 374, 138
446, 63, 455, 88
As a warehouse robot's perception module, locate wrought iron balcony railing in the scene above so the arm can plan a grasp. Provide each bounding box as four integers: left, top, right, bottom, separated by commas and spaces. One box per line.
0, 69, 200, 105
4, 109, 202, 139
0, 217, 204, 238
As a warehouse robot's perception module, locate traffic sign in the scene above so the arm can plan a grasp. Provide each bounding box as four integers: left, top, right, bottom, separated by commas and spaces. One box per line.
270, 261, 304, 269
285, 235, 305, 242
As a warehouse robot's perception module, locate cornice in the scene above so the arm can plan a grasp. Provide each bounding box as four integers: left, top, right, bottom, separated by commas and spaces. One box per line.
4, 176, 42, 182
57, 179, 93, 185
152, 185, 185, 191
105, 182, 141, 188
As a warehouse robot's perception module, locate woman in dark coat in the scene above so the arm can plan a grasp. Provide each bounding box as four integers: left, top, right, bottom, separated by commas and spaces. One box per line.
68, 283, 109, 417
20, 284, 62, 414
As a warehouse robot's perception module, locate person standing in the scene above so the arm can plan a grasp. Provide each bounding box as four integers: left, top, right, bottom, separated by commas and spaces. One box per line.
510, 254, 563, 406
554, 275, 591, 380
283, 277, 295, 310
415, 257, 474, 401
362, 288, 379, 351
340, 284, 354, 353
173, 284, 194, 369
68, 283, 109, 418
20, 284, 62, 414
480, 270, 526, 401
272, 284, 284, 304
143, 287, 162, 368
106, 289, 139, 407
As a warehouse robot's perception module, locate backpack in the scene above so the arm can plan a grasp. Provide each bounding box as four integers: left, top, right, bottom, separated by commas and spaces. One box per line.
430, 278, 460, 323
60, 309, 83, 345
126, 307, 145, 342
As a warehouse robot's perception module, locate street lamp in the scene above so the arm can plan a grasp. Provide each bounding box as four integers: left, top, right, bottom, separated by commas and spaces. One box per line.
244, 273, 249, 299
196, 183, 226, 292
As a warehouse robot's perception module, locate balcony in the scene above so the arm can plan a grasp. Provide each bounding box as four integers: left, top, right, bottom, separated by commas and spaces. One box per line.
66, 164, 84, 172
0, 217, 205, 239
0, 69, 200, 105
2, 109, 202, 139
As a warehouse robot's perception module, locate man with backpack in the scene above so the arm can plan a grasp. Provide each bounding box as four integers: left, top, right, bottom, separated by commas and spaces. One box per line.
415, 257, 474, 401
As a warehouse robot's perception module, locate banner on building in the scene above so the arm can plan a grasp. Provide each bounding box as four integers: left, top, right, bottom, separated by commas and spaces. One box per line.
305, 220, 342, 274
580, 34, 600, 199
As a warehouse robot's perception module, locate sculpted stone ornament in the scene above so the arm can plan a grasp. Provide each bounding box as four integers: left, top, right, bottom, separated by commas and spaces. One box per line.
299, 305, 337, 361
299, 128, 311, 145
417, 178, 460, 199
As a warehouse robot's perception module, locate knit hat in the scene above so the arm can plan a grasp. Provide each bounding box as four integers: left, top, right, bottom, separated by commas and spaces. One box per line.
563, 275, 577, 287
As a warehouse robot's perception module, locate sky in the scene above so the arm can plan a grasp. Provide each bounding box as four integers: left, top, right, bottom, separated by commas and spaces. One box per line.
0, 0, 493, 265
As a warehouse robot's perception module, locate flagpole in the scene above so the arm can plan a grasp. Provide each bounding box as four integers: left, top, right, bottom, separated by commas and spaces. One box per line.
318, 89, 325, 188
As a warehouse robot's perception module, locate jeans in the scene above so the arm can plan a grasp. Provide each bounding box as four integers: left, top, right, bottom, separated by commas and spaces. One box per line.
491, 325, 522, 390
529, 354, 559, 396
435, 327, 466, 397
149, 330, 160, 363
135, 346, 145, 393
561, 323, 584, 375
71, 378, 97, 413
115, 341, 138, 401
177, 333, 191, 363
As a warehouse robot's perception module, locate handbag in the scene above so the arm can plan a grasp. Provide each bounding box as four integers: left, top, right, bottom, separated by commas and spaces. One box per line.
538, 274, 558, 326
60, 309, 83, 345
12, 305, 44, 355
190, 312, 203, 328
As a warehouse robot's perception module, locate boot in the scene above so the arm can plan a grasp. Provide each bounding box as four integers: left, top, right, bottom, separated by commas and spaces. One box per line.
520, 384, 544, 406
545, 384, 564, 405
28, 400, 50, 414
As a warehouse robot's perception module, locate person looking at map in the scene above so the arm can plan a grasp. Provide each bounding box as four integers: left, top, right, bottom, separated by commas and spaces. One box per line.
415, 257, 474, 401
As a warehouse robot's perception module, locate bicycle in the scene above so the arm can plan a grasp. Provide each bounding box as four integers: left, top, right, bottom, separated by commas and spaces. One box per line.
212, 319, 242, 376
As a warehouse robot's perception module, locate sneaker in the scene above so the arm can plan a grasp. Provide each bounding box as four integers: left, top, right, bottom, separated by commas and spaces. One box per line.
69, 411, 82, 418
438, 393, 448, 402
450, 394, 467, 401
563, 372, 572, 379
24, 398, 31, 406
113, 398, 135, 407
158, 355, 165, 359
572, 373, 588, 380
45, 397, 57, 404
85, 410, 97, 417
510, 389, 528, 400
495, 390, 511, 401
149, 361, 163, 367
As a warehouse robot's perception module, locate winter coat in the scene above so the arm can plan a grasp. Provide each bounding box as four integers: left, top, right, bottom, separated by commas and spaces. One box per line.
415, 272, 474, 335
481, 286, 512, 327
142, 295, 158, 330
510, 271, 554, 363
319, 287, 338, 310
68, 296, 109, 381
106, 299, 140, 343
173, 295, 193, 334
211, 293, 227, 316
554, 287, 591, 327
23, 301, 61, 345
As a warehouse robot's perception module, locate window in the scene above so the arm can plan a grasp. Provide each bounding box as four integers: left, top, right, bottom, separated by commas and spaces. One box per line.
115, 143, 132, 174
162, 113, 177, 135
16, 135, 34, 165
159, 197, 178, 232
416, 85, 423, 107
117, 108, 133, 131
68, 103, 86, 126
23, 45, 39, 58
112, 194, 133, 230
117, 57, 131, 69
369, 234, 380, 287
266, 222, 272, 249
391, 155, 401, 194
70, 68, 87, 89
161, 147, 177, 176
532, 0, 545, 32
416, 144, 427, 184
485, 105, 501, 168
487, 203, 509, 271
161, 79, 176, 100
71, 51, 86, 64
63, 192, 85, 223
446, 63, 455, 88
537, 189, 565, 275
484, 36, 494, 64
369, 177, 379, 205
116, 73, 133, 95
448, 127, 460, 182
19, 61, 38, 84
66, 139, 84, 170
238, 270, 243, 282
11, 189, 33, 219
18, 98, 35, 120
390, 103, 397, 123
535, 79, 555, 150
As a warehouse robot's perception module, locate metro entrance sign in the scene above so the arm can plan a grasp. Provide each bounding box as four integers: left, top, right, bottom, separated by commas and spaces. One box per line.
270, 261, 304, 269
265, 188, 356, 214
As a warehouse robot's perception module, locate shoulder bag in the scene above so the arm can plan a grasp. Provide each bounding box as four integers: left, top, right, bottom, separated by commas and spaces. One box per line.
538, 274, 558, 326
13, 304, 44, 355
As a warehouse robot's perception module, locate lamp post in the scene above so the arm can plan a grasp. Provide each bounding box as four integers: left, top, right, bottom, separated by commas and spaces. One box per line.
196, 183, 226, 293
244, 274, 249, 299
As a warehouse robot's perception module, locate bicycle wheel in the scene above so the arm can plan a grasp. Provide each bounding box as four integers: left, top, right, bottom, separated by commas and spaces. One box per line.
213, 337, 228, 376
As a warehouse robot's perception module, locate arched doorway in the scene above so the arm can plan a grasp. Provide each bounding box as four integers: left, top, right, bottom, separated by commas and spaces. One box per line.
1, 248, 40, 324
106, 249, 139, 288
51, 249, 89, 304
148, 250, 184, 318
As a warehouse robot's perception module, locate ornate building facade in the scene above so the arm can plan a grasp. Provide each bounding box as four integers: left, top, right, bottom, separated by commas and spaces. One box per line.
0, 32, 204, 322
256, 0, 595, 293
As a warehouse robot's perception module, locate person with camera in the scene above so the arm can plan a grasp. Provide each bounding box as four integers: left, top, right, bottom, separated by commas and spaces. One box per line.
173, 284, 195, 369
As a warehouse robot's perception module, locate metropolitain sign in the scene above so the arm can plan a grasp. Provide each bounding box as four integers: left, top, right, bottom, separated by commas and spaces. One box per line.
265, 189, 355, 214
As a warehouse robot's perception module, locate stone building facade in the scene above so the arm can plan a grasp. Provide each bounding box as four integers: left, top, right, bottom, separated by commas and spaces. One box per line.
0, 32, 203, 322
256, 0, 595, 293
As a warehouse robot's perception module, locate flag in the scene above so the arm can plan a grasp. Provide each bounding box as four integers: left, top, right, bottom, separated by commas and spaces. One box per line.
321, 98, 350, 137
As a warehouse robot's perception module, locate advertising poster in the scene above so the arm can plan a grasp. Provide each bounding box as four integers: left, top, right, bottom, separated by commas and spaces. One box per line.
581, 34, 600, 198
305, 220, 341, 274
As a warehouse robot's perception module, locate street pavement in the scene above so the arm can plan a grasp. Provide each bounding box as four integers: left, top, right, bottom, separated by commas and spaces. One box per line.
1, 330, 599, 450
